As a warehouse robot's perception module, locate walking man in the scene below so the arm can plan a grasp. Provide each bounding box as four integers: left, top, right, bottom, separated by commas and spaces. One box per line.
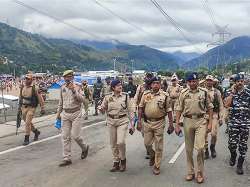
175, 72, 213, 183
225, 74, 250, 175
204, 75, 224, 159
137, 76, 173, 175
21, 73, 45, 146
56, 70, 89, 167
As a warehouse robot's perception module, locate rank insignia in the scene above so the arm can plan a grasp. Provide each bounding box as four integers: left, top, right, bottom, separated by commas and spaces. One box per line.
109, 97, 114, 102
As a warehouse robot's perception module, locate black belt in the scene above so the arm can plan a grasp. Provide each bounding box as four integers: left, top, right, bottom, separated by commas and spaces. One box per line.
184, 114, 205, 119
108, 114, 126, 119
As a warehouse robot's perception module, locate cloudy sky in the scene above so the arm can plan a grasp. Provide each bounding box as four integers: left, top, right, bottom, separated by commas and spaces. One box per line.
1, 0, 250, 53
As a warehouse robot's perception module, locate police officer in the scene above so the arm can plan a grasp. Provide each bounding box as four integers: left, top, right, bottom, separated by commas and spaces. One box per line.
21, 73, 45, 146
98, 79, 134, 172
56, 70, 89, 167
82, 80, 92, 120
204, 75, 224, 159
224, 75, 236, 133
134, 72, 154, 159
225, 74, 250, 175
123, 76, 137, 98
167, 74, 182, 121
175, 72, 213, 184
102, 76, 112, 97
137, 76, 173, 175
93, 77, 103, 116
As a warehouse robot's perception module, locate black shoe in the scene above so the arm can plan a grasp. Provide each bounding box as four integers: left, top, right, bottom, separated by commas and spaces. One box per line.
81, 145, 89, 159
93, 113, 98, 116
59, 160, 72, 167
110, 162, 120, 172
236, 156, 244, 175
229, 151, 237, 166
145, 151, 150, 159
210, 144, 217, 158
84, 116, 88, 120
23, 135, 30, 146
204, 148, 209, 160
33, 129, 41, 141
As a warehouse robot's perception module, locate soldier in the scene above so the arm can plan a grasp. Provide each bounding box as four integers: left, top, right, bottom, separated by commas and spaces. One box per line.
225, 74, 250, 175
175, 72, 213, 184
204, 75, 224, 159
21, 73, 45, 146
123, 76, 137, 99
98, 79, 134, 172
167, 74, 182, 122
82, 80, 92, 120
93, 76, 103, 116
137, 76, 173, 175
134, 72, 154, 159
102, 76, 112, 97
224, 76, 235, 133
56, 70, 89, 167
161, 78, 168, 92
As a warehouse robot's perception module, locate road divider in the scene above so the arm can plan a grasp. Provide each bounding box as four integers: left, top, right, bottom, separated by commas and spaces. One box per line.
168, 142, 185, 164
0, 121, 106, 156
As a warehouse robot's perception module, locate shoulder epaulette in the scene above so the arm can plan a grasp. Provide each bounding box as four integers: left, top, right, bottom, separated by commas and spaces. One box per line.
198, 87, 208, 92
104, 92, 112, 96
143, 90, 151, 95
180, 88, 189, 94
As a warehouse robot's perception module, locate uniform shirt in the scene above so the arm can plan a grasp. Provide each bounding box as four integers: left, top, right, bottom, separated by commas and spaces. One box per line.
101, 92, 134, 126
123, 83, 137, 98
57, 84, 85, 113
21, 84, 44, 107
101, 83, 112, 98
139, 90, 172, 119
82, 85, 92, 100
167, 84, 182, 100
93, 82, 103, 99
176, 87, 213, 116
206, 87, 224, 115
228, 87, 250, 127
134, 84, 151, 106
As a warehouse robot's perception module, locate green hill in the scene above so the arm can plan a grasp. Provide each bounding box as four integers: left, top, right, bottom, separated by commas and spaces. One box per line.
0, 22, 180, 74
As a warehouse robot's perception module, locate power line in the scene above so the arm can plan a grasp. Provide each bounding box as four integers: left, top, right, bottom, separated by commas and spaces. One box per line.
93, 0, 150, 35
150, 0, 203, 53
12, 0, 101, 39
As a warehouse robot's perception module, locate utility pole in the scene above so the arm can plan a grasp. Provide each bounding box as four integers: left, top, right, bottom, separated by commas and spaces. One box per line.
207, 25, 231, 73
131, 59, 134, 73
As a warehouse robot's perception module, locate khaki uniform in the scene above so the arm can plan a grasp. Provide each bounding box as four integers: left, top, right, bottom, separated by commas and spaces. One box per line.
205, 87, 224, 147
134, 84, 150, 135
101, 83, 112, 98
176, 87, 213, 175
82, 85, 92, 117
101, 92, 133, 162
21, 84, 44, 135
167, 84, 182, 112
57, 84, 88, 161
139, 90, 172, 169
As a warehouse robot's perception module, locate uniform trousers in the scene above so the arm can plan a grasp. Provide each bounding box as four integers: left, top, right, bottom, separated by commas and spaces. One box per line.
61, 110, 87, 161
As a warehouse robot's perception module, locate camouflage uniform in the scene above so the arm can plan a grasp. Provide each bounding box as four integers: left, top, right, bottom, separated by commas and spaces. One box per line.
228, 88, 250, 161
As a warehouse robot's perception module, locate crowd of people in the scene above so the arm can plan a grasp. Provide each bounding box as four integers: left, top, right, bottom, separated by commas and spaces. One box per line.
16, 70, 249, 185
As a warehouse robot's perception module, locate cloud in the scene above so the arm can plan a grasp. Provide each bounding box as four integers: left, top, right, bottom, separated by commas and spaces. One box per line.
0, 0, 250, 53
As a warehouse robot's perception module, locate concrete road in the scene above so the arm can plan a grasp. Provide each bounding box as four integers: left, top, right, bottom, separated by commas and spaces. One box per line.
0, 119, 249, 187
